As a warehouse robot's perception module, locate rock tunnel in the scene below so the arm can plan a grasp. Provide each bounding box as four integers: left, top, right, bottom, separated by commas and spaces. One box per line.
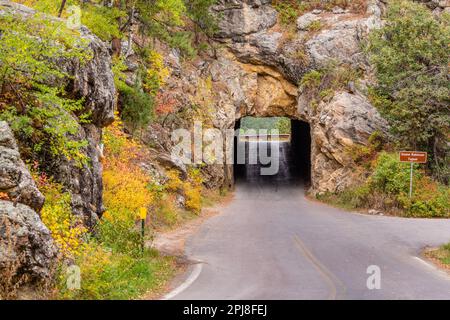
213, 58, 386, 195
233, 118, 312, 188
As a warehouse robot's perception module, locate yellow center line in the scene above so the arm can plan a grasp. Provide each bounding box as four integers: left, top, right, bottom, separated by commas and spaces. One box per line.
292, 234, 346, 300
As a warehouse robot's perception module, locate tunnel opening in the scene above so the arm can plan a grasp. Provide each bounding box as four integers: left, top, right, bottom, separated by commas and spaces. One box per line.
233, 117, 311, 187
290, 119, 311, 187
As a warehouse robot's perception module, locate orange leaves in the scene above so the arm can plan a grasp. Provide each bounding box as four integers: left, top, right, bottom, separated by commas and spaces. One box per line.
102, 116, 154, 223
0, 192, 10, 201
155, 91, 178, 116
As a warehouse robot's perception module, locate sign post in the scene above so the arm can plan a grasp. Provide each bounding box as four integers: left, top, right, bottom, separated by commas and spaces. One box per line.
138, 207, 148, 254
399, 151, 427, 198
409, 162, 413, 198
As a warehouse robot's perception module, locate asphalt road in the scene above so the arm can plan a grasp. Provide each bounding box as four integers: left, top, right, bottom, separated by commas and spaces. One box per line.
171, 142, 450, 300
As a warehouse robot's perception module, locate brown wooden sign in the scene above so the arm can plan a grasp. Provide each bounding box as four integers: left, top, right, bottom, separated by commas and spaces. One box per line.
399, 151, 427, 163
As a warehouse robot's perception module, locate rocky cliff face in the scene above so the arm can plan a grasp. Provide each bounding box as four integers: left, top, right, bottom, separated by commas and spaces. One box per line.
0, 2, 115, 289
0, 1, 116, 226
0, 122, 44, 212
152, 0, 389, 194
0, 121, 57, 287
53, 21, 115, 227
417, 0, 450, 14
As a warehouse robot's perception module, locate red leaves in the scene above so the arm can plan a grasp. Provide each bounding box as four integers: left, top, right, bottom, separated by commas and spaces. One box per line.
155, 91, 178, 116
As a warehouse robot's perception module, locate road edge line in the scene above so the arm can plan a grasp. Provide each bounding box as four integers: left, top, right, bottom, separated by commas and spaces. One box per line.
412, 256, 450, 278
161, 263, 203, 300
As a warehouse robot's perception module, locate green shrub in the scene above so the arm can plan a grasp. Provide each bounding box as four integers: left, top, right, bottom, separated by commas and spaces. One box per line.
319, 152, 449, 218
118, 83, 155, 133
365, 0, 450, 182
273, 1, 305, 25
307, 20, 323, 32
300, 70, 323, 90
0, 12, 91, 166
397, 178, 449, 218
96, 219, 143, 257
80, 3, 124, 41
317, 184, 371, 210
370, 152, 421, 196
300, 63, 361, 103
370, 153, 449, 217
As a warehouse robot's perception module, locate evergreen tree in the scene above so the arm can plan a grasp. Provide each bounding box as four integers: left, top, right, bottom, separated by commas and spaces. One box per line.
366, 0, 450, 182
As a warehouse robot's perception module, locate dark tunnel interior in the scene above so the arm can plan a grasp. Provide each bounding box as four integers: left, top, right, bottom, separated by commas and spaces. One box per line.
233, 118, 311, 187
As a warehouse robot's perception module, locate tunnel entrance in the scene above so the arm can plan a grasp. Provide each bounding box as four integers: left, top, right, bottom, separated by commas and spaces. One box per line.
233, 117, 311, 187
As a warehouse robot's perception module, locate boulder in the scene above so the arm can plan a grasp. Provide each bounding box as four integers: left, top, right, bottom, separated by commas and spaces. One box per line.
0, 200, 57, 285
0, 122, 57, 289
54, 124, 105, 227
305, 4, 383, 68
309, 92, 388, 193
0, 122, 44, 212
213, 0, 277, 38
297, 12, 320, 31
67, 25, 115, 128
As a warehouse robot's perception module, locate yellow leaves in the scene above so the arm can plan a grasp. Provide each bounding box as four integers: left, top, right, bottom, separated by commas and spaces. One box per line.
166, 169, 184, 192
102, 114, 142, 165
102, 211, 112, 221
102, 166, 154, 223
102, 118, 153, 225
166, 169, 203, 214
101, 110, 205, 227
143, 50, 171, 95
184, 168, 203, 214
149, 50, 170, 85
16, 0, 59, 16
184, 187, 201, 213
40, 181, 86, 258
56, 242, 113, 299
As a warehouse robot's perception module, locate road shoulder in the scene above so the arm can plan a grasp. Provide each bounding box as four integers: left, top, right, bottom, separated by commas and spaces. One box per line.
423, 246, 450, 276
146, 192, 234, 299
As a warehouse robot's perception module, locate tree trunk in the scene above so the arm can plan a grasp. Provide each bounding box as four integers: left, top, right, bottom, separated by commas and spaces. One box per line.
111, 38, 122, 57
58, 0, 67, 17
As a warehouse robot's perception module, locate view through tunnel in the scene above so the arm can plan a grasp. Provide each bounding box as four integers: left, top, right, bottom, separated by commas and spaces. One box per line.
233, 117, 311, 188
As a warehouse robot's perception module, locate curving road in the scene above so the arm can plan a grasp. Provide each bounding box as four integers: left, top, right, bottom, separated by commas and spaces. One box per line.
169, 141, 450, 300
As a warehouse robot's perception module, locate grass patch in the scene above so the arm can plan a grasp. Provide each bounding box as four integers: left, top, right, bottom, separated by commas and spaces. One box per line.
425, 243, 450, 272
299, 62, 362, 108
57, 247, 177, 300
201, 188, 229, 208
438, 244, 450, 265
316, 187, 368, 211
